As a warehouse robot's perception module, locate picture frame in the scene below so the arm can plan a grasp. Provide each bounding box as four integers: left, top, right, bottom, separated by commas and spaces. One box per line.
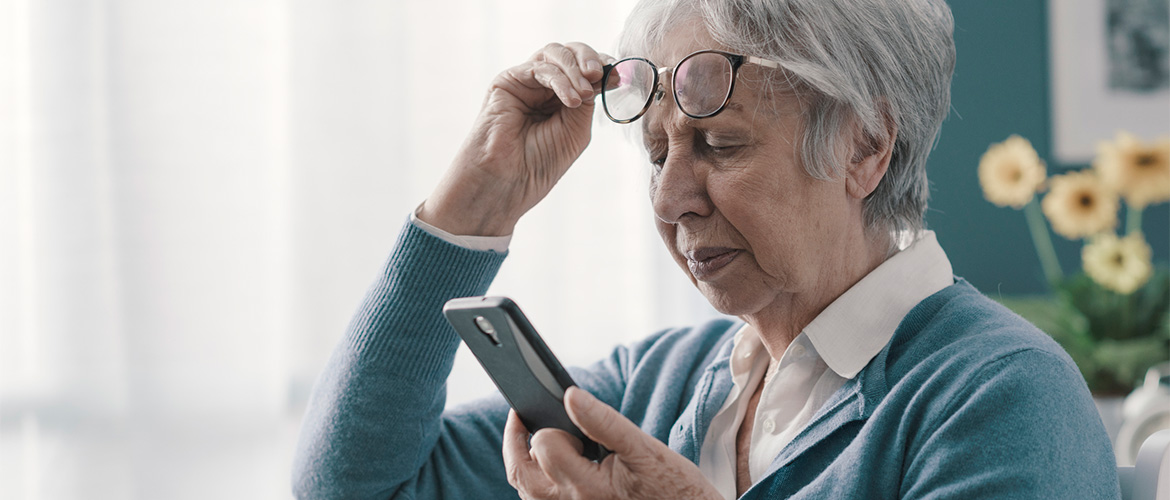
1049, 0, 1170, 164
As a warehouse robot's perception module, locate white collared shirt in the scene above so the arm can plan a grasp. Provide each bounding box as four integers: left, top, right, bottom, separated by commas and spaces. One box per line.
698, 232, 954, 500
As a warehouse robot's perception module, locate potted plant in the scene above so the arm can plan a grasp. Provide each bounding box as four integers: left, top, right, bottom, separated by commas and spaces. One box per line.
977, 132, 1170, 397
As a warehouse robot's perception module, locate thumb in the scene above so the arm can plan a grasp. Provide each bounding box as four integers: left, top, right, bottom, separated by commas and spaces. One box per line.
564, 386, 648, 457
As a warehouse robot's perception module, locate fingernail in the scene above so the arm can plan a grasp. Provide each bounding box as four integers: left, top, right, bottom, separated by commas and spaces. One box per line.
586, 60, 601, 73
577, 76, 591, 91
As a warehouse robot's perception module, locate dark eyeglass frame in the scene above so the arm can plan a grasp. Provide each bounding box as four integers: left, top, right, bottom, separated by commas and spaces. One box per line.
600, 49, 782, 124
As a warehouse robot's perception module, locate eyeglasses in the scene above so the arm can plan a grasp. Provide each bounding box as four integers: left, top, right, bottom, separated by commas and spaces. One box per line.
600, 49, 782, 124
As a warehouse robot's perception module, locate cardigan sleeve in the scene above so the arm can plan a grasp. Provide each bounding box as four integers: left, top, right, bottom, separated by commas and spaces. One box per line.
899, 348, 1121, 499
290, 218, 510, 499
290, 218, 637, 500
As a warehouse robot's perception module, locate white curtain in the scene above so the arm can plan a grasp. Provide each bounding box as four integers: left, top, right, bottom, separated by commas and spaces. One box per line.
0, 1, 719, 498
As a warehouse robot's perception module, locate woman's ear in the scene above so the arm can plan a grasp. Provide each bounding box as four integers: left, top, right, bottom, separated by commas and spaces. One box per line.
845, 109, 897, 200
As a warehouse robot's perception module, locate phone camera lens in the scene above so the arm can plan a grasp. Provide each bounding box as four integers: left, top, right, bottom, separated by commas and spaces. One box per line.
473, 316, 501, 346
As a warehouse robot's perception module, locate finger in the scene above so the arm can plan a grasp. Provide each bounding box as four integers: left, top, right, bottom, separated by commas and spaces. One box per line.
537, 43, 594, 99
503, 410, 558, 496
533, 427, 585, 456
503, 410, 533, 468
530, 61, 583, 108
593, 53, 627, 94
563, 42, 605, 83
597, 52, 618, 92
528, 428, 593, 487
564, 386, 647, 458
500, 61, 574, 108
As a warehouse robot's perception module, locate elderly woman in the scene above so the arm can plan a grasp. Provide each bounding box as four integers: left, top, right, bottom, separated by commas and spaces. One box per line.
292, 0, 1119, 498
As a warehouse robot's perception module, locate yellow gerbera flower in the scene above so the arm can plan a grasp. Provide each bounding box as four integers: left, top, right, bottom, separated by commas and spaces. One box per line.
1083, 233, 1153, 294
1093, 132, 1170, 209
978, 135, 1047, 208
1041, 170, 1119, 239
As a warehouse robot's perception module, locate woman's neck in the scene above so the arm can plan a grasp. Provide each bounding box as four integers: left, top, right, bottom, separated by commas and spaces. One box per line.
742, 226, 893, 360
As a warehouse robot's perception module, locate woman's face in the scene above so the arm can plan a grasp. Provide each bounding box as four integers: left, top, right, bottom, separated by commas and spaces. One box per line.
644, 24, 862, 323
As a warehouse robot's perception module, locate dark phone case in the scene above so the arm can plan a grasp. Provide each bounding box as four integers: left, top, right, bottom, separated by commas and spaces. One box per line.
443, 296, 608, 462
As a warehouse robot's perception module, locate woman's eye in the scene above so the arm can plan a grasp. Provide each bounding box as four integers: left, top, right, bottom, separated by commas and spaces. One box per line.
707, 144, 739, 156
650, 155, 666, 171
702, 134, 742, 155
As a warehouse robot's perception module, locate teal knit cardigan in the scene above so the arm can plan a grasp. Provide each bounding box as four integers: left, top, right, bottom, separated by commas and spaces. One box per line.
292, 220, 1120, 499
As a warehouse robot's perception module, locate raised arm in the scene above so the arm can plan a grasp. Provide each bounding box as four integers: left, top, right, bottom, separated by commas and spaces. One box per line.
290, 220, 645, 499
290, 221, 508, 499
292, 42, 612, 499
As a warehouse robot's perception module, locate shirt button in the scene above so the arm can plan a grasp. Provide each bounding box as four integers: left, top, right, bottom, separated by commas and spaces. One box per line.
790, 344, 805, 358
762, 419, 775, 433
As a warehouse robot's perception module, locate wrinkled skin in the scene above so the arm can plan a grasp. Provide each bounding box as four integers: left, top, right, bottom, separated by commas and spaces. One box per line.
421, 19, 895, 500
503, 388, 722, 500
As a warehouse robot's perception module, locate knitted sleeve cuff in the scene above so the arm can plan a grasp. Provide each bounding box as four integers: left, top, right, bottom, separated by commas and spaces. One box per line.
341, 216, 509, 382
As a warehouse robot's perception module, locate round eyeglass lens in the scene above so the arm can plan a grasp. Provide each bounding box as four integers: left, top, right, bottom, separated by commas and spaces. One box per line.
603, 59, 656, 122
674, 52, 734, 117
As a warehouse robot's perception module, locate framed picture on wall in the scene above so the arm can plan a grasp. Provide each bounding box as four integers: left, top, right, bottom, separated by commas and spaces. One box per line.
1049, 0, 1170, 164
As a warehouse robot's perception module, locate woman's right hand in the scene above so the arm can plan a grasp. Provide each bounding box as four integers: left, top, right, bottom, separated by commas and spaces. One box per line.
418, 42, 608, 236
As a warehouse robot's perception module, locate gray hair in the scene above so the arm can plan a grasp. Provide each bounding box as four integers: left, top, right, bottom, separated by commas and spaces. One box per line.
617, 0, 955, 236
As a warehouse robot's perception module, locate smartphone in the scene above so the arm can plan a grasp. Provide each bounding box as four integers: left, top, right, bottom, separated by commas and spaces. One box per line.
442, 296, 608, 462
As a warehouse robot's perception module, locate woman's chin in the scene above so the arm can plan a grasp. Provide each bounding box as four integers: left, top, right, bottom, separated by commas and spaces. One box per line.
695, 283, 765, 317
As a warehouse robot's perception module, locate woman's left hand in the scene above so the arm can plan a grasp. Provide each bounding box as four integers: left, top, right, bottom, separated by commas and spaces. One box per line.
503, 387, 722, 500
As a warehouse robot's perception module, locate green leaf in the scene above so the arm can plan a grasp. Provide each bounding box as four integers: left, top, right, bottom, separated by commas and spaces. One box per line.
1087, 337, 1169, 395
1055, 267, 1170, 342
996, 268, 1170, 395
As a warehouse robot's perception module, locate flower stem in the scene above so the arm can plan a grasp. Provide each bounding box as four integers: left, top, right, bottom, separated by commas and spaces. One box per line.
1024, 199, 1064, 287
1126, 205, 1143, 235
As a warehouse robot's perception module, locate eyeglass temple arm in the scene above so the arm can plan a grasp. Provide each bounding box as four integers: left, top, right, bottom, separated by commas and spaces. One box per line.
605, 55, 780, 72
745, 56, 781, 69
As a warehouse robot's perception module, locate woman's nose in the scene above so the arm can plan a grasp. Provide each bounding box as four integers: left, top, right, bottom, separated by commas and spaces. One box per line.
651, 154, 713, 224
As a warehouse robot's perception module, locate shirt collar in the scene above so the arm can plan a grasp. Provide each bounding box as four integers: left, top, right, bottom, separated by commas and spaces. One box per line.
728, 323, 764, 382
804, 231, 953, 379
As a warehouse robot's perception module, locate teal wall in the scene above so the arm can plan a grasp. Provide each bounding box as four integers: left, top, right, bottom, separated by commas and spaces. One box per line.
928, 0, 1170, 295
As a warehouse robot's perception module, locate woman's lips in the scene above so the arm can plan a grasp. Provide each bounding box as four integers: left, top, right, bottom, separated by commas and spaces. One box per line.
685, 248, 741, 280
